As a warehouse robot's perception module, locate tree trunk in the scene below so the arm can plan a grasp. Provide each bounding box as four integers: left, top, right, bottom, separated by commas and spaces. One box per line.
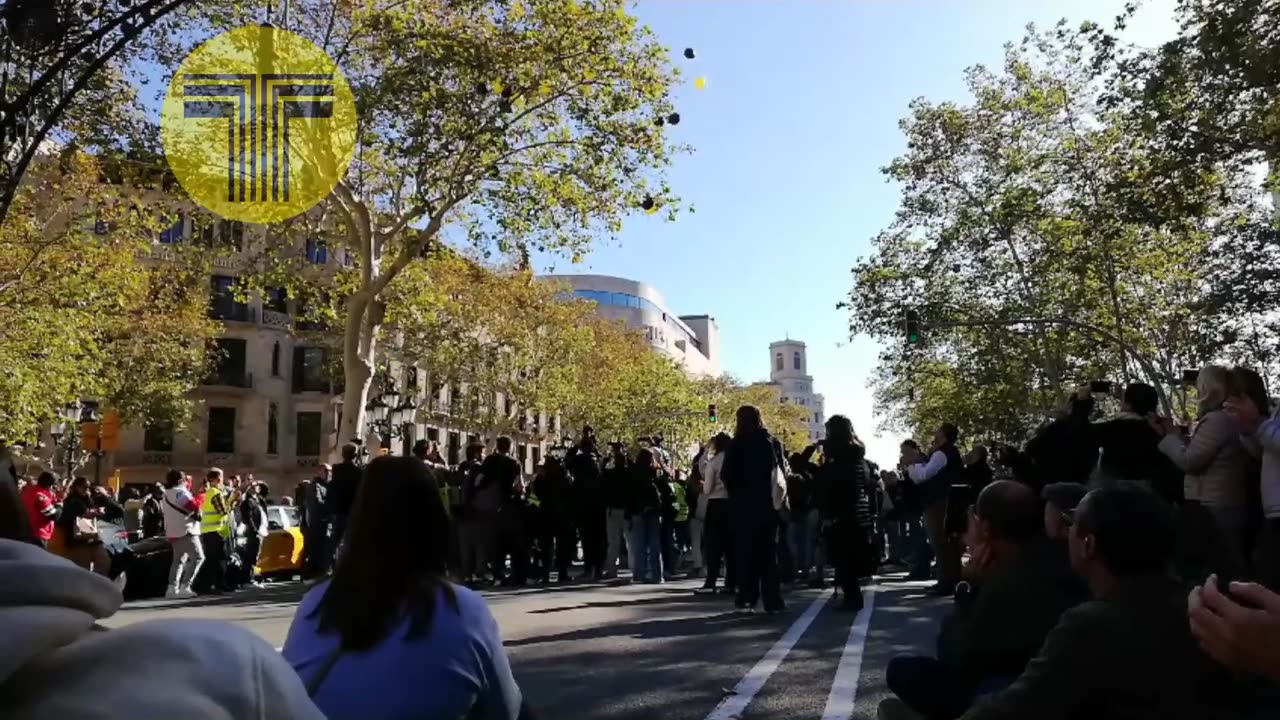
336, 293, 374, 459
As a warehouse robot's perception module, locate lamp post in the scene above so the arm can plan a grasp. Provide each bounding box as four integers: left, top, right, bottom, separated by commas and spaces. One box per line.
0, 0, 198, 224
365, 376, 417, 454
48, 399, 97, 479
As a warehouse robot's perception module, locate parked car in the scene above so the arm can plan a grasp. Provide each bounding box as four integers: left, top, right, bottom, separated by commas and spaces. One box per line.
255, 504, 304, 578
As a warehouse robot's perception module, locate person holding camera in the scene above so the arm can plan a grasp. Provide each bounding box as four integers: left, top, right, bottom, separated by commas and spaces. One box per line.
161, 469, 204, 599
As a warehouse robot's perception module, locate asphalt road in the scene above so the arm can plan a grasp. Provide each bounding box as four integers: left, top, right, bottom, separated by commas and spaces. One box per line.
104, 574, 947, 720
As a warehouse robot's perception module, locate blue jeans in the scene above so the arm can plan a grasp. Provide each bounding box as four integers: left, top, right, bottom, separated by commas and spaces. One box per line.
787, 509, 820, 574
628, 512, 663, 582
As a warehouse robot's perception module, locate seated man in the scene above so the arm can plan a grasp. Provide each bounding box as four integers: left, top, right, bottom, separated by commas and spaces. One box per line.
880, 481, 1090, 720
956, 483, 1228, 720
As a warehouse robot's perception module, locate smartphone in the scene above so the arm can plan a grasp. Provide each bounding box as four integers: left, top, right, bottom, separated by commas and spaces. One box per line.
1182, 369, 1200, 386
1089, 380, 1113, 394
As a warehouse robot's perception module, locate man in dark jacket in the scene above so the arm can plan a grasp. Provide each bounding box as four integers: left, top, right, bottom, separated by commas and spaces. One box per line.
325, 444, 361, 562
602, 442, 630, 577
566, 427, 606, 580
722, 405, 788, 614
953, 484, 1227, 720
881, 481, 1090, 720
480, 437, 527, 586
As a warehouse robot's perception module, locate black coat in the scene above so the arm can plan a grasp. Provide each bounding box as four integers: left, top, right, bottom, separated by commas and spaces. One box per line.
722, 430, 784, 518
625, 465, 673, 518
326, 461, 362, 518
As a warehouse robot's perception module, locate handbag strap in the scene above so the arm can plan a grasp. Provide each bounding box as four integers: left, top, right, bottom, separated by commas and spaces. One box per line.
306, 645, 344, 697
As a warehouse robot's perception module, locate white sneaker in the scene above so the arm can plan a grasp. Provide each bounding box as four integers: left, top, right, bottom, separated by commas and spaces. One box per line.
179, 587, 197, 598
249, 581, 264, 589
165, 587, 182, 599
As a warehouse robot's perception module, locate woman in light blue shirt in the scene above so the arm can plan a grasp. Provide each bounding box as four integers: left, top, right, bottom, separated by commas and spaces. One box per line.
282, 455, 523, 720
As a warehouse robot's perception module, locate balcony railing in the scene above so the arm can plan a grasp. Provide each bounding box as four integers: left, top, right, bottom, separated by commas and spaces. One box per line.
202, 370, 254, 389
261, 309, 291, 329
115, 451, 256, 469
210, 304, 256, 323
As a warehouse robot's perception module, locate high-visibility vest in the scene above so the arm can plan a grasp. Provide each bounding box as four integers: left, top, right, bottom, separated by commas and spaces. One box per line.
673, 481, 688, 522
438, 484, 452, 518
527, 490, 541, 508
200, 487, 230, 537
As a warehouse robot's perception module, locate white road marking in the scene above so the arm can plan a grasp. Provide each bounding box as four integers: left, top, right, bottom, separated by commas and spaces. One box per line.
820, 589, 878, 720
703, 589, 834, 720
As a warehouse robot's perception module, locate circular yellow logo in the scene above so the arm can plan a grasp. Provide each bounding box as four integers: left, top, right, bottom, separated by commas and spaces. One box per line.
161, 26, 357, 224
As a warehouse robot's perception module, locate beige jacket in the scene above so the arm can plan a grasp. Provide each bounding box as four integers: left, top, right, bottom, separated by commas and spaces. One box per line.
1158, 409, 1253, 510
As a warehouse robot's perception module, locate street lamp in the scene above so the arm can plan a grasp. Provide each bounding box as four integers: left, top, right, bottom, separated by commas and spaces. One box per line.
0, 0, 197, 224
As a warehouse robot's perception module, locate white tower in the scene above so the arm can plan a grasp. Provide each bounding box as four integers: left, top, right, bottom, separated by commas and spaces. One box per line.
768, 340, 826, 442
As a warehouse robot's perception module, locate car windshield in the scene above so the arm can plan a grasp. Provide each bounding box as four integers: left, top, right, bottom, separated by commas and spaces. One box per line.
267, 505, 300, 529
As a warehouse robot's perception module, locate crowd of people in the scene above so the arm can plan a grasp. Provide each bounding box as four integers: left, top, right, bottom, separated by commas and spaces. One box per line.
875, 365, 1280, 720
4, 373, 1280, 719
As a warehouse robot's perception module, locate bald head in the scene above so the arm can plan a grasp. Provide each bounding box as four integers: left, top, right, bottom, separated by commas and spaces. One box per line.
975, 480, 1042, 544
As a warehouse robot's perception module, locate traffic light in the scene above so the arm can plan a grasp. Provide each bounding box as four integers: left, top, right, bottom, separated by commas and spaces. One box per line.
708, 403, 717, 423
905, 309, 921, 345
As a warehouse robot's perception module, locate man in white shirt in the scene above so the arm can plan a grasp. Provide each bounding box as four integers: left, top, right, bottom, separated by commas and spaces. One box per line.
161, 469, 204, 598
903, 423, 966, 596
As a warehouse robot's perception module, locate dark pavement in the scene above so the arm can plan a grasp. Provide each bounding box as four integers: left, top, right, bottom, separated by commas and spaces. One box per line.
105, 575, 948, 720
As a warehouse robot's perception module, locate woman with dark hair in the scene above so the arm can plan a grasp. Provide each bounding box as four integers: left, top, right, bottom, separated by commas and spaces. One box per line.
282, 456, 522, 720
626, 448, 673, 584
722, 405, 788, 614
696, 432, 735, 594
58, 476, 110, 576
815, 415, 875, 612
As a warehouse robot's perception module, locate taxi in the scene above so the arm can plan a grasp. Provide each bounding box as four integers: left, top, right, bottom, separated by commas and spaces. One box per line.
255, 504, 305, 577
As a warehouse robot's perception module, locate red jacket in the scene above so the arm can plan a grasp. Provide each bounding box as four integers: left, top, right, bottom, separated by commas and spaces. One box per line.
21, 484, 58, 541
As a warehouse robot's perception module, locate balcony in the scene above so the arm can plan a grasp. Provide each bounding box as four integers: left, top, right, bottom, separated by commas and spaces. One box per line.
202, 370, 254, 392
115, 451, 256, 470
210, 304, 256, 324
261, 309, 291, 330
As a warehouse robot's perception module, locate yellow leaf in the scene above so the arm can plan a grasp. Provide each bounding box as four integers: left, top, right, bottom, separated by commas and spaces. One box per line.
694, 76, 707, 91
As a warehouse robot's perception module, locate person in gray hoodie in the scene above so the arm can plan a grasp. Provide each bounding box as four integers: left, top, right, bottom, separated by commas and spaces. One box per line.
0, 479, 325, 720
0, 546, 326, 720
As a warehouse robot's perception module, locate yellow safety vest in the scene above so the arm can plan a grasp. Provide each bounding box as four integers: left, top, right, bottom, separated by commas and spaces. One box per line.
438, 484, 452, 518
200, 487, 230, 537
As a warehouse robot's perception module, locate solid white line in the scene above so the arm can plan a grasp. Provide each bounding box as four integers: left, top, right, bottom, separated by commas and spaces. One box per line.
819, 590, 878, 720
703, 589, 834, 720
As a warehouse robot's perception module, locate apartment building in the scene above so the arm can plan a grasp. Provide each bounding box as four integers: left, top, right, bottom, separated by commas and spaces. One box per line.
106, 217, 559, 495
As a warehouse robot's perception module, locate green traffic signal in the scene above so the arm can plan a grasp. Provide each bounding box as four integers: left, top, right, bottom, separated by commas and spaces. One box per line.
905, 310, 921, 345
708, 403, 717, 422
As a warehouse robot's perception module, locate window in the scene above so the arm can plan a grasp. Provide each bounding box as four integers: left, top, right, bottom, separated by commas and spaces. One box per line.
209, 275, 249, 321
814, 413, 820, 423
264, 287, 288, 314
305, 238, 328, 264
775, 353, 783, 372
295, 412, 322, 456
206, 407, 236, 453
400, 426, 416, 457
292, 347, 330, 393
143, 421, 174, 452
793, 352, 801, 371
158, 214, 184, 244
206, 338, 248, 385
271, 341, 280, 377
267, 403, 279, 455
532, 446, 541, 469
447, 431, 461, 465
196, 218, 244, 250
426, 427, 440, 443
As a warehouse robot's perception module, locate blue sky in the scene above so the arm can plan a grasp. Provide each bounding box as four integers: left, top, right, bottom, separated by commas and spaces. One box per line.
536, 0, 1182, 465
